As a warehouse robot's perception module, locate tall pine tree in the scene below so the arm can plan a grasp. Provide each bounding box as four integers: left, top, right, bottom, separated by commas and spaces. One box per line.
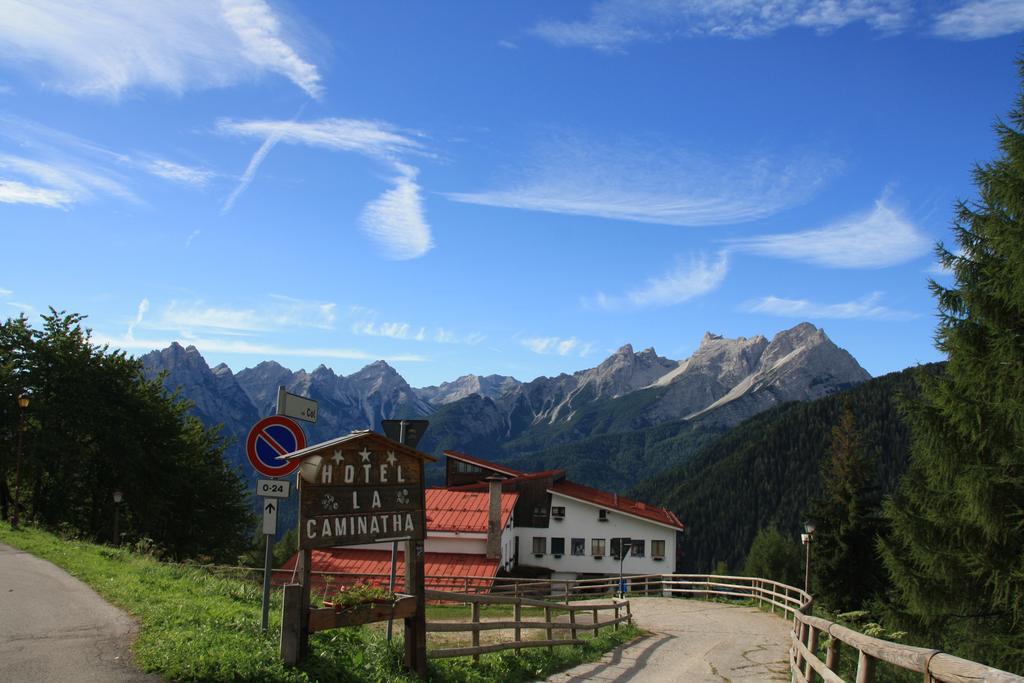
879, 60, 1024, 672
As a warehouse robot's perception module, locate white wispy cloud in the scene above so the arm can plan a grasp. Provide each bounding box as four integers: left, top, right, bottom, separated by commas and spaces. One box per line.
0, 179, 73, 208
218, 117, 434, 258
932, 0, 1024, 39
148, 296, 337, 335
352, 319, 485, 345
520, 336, 593, 357
0, 153, 136, 206
145, 159, 215, 187
126, 298, 150, 341
216, 118, 423, 158
93, 332, 427, 363
591, 251, 729, 310
360, 162, 433, 260
729, 198, 931, 268
744, 292, 918, 321
220, 0, 323, 98
0, 115, 214, 207
0, 0, 322, 98
352, 321, 426, 341
221, 127, 286, 212
0, 288, 11, 296
446, 139, 838, 227
532, 0, 909, 51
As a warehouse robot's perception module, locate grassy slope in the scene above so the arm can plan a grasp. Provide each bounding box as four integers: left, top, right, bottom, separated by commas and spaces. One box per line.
0, 523, 639, 682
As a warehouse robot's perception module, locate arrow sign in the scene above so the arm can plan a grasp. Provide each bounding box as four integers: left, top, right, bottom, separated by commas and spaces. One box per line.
263, 499, 278, 535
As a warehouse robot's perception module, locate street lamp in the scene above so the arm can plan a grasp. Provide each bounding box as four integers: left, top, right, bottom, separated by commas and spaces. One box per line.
11, 394, 29, 529
616, 537, 632, 598
801, 522, 816, 594
112, 490, 123, 545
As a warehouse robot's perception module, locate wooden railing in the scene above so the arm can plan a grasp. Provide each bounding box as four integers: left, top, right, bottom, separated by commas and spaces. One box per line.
422, 590, 631, 660
268, 567, 1023, 681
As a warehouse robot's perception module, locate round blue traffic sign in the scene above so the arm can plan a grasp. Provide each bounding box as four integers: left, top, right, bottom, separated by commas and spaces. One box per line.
246, 415, 305, 477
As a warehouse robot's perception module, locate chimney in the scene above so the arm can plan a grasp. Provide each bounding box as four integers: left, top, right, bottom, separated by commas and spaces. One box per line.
485, 475, 503, 560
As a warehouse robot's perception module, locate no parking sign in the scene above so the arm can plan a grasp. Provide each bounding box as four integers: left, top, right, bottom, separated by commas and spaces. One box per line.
246, 415, 305, 478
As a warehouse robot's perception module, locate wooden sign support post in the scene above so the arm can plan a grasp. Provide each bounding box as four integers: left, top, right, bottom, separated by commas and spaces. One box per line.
403, 462, 428, 677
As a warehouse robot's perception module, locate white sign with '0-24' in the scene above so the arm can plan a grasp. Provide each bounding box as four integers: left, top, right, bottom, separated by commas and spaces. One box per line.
256, 479, 291, 498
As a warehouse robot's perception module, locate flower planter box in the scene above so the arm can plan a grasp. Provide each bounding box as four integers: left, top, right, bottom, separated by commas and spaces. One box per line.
309, 594, 417, 632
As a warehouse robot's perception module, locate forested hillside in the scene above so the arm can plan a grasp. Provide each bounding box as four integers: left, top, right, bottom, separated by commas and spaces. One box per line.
631, 363, 941, 572
0, 311, 253, 561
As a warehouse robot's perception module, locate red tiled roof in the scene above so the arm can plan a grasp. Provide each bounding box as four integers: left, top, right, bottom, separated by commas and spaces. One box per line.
549, 480, 685, 530
426, 488, 518, 533
276, 549, 500, 591
443, 450, 525, 477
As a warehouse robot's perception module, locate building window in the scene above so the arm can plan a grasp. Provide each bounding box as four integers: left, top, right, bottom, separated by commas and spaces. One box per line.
592, 538, 606, 557
532, 537, 546, 554
652, 540, 666, 559
454, 461, 482, 473
551, 506, 565, 518
631, 540, 645, 558
551, 537, 565, 555
598, 509, 609, 522
571, 538, 585, 556
610, 537, 626, 559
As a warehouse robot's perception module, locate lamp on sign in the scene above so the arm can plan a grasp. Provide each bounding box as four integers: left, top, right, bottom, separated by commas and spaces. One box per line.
381, 419, 429, 448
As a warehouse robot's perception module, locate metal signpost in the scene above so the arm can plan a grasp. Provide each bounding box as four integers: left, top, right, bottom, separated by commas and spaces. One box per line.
246, 408, 310, 632
380, 419, 429, 644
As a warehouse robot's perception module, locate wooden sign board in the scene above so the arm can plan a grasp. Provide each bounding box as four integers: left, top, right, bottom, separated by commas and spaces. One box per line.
290, 434, 431, 550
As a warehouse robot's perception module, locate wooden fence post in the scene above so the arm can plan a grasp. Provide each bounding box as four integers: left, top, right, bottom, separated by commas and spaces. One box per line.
614, 603, 620, 630
825, 636, 840, 673
626, 600, 632, 626
569, 608, 577, 640
545, 606, 553, 651
514, 601, 522, 654
804, 626, 818, 683
471, 602, 480, 663
280, 583, 302, 666
856, 650, 875, 683
593, 607, 600, 636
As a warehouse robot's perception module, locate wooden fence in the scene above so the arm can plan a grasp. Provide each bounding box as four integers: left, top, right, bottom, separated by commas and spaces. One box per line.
649, 573, 1023, 683
265, 566, 1023, 680
422, 589, 631, 660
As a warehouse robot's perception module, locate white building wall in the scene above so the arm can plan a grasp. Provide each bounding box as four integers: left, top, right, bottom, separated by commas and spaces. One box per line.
514, 492, 677, 577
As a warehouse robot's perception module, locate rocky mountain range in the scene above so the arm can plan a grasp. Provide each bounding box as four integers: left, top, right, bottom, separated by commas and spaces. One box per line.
141, 322, 870, 488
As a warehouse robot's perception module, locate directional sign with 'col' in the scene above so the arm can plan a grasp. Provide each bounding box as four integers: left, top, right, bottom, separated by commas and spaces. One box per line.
246, 416, 306, 477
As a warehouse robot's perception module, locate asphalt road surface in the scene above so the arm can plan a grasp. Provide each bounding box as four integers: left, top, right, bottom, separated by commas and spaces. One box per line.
547, 597, 791, 682
0, 543, 157, 682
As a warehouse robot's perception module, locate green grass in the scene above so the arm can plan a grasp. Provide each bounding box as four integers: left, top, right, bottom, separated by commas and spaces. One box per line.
0, 522, 641, 682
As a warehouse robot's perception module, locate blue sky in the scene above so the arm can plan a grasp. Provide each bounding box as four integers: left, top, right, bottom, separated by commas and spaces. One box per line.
1, 1, 1022, 388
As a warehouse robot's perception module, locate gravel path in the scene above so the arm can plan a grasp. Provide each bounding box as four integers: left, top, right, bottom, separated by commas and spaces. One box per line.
547, 597, 791, 682
0, 543, 158, 682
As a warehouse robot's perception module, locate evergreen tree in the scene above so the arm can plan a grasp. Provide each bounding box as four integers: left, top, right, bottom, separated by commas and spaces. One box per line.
743, 526, 802, 587
808, 406, 885, 611
879, 60, 1024, 672
0, 310, 253, 561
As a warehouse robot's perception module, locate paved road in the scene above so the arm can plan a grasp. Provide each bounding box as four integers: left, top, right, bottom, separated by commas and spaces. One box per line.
0, 543, 158, 682
547, 597, 791, 682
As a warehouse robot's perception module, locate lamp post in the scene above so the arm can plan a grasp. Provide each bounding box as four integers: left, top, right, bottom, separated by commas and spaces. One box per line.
801, 522, 815, 594
617, 537, 632, 598
112, 490, 123, 545
11, 394, 29, 529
